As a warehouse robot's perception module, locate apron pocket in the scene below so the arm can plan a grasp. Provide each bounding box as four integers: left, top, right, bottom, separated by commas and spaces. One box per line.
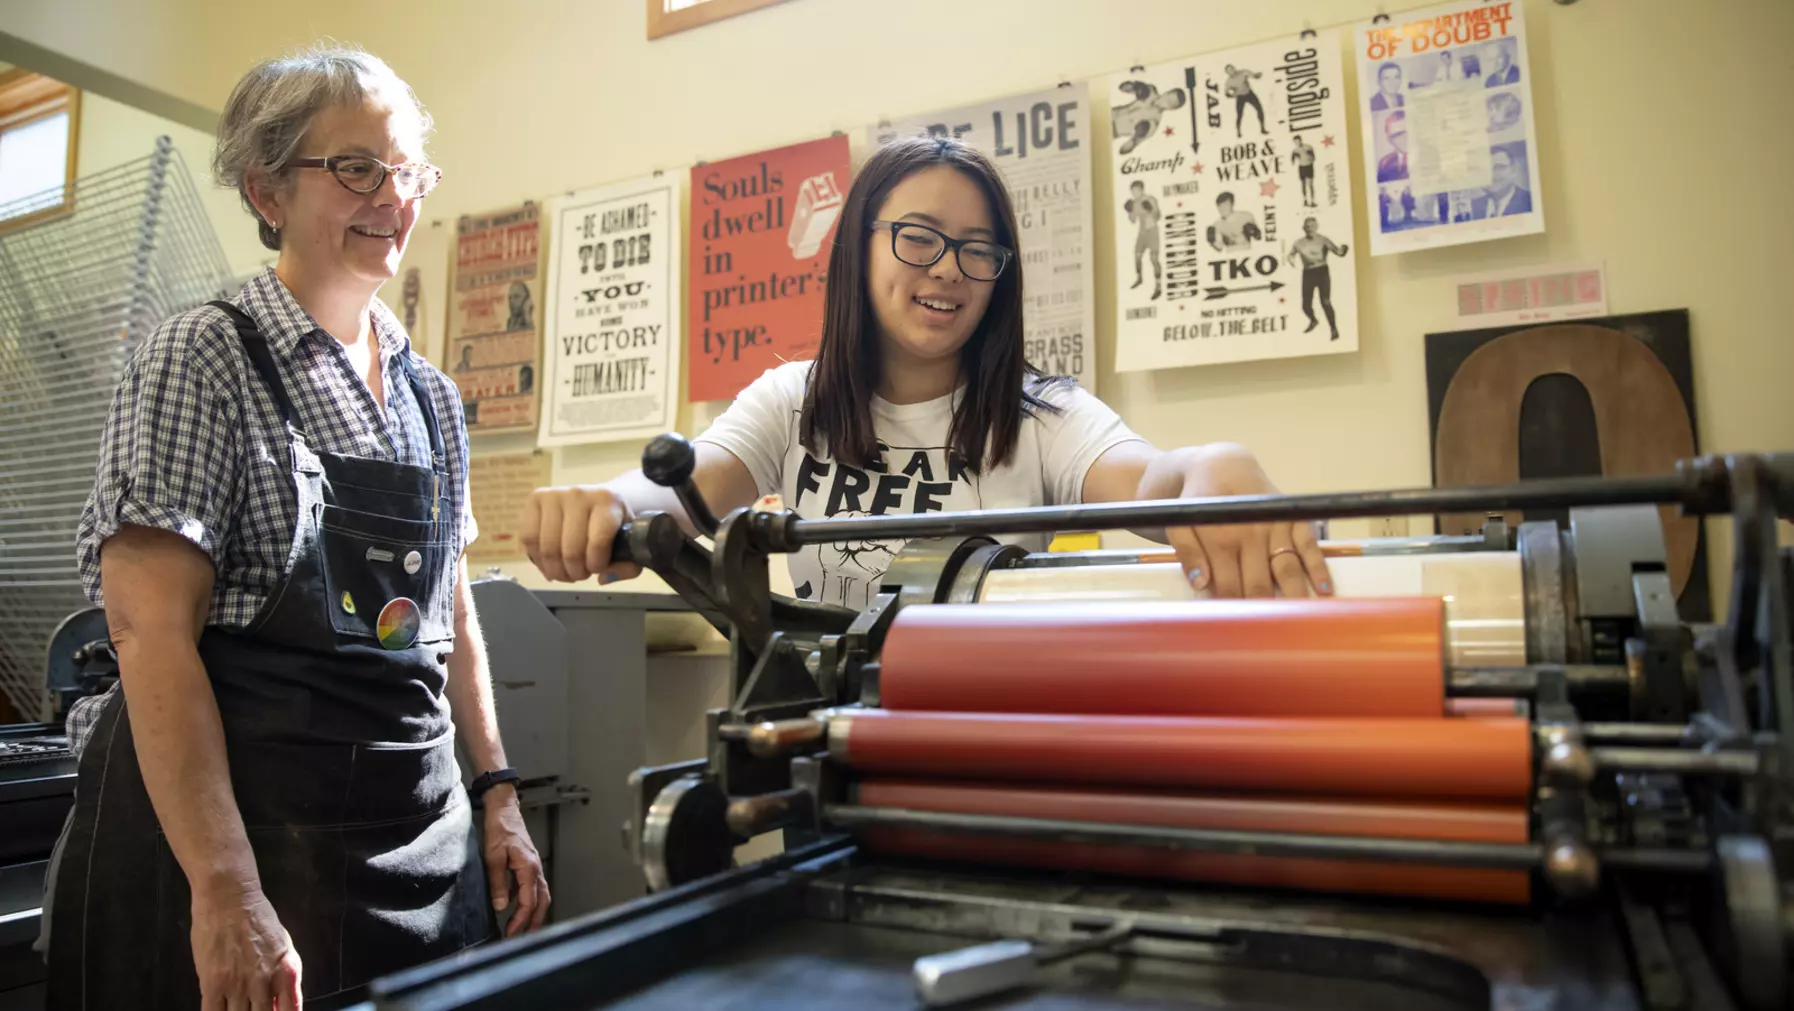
336, 795, 489, 989
319, 504, 453, 646
241, 825, 349, 1001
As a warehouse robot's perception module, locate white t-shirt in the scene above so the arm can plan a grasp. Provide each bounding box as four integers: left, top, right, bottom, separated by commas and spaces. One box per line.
697, 362, 1144, 610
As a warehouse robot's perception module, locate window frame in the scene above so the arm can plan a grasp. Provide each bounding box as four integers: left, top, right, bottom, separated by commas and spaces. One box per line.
0, 69, 82, 234
646, 0, 794, 40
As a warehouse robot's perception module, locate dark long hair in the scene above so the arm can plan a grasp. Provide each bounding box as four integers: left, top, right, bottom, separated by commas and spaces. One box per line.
798, 136, 1066, 473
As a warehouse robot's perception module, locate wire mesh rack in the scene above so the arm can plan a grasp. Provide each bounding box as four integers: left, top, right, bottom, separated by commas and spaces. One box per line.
0, 135, 234, 720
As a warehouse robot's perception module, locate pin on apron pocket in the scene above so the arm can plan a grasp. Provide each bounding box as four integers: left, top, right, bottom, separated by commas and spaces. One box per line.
377, 597, 421, 650
320, 504, 450, 645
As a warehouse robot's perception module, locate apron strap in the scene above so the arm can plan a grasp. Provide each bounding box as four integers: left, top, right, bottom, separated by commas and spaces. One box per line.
209, 300, 448, 475
209, 300, 303, 435
392, 350, 448, 472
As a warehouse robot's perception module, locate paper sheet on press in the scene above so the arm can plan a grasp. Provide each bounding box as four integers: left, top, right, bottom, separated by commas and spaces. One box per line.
1407, 84, 1492, 194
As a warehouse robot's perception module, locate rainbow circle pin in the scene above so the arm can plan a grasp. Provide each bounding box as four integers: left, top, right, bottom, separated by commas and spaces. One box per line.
376, 597, 421, 650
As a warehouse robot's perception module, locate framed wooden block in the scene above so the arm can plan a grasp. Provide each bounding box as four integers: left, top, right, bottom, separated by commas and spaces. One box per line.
647, 0, 794, 39
1426, 310, 1710, 620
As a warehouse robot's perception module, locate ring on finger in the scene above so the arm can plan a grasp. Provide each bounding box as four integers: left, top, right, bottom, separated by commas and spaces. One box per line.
1269, 546, 1298, 560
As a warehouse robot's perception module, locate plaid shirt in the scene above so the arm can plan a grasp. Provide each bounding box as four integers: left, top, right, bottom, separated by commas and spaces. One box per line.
76, 267, 477, 629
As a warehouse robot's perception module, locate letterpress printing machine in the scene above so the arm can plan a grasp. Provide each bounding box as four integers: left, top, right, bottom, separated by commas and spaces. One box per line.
362, 438, 1794, 1010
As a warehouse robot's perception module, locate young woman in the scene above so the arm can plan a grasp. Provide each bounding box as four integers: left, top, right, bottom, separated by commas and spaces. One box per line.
54, 46, 547, 1011
522, 136, 1331, 608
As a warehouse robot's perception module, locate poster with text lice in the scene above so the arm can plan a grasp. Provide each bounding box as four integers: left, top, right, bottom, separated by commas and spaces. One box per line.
872, 85, 1097, 391
1356, 0, 1544, 255
1103, 29, 1358, 371
687, 134, 850, 402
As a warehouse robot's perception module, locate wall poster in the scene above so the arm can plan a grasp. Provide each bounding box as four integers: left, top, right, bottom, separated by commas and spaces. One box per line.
449, 203, 544, 433
466, 452, 554, 564
1102, 30, 1358, 371
1356, 0, 1544, 255
687, 134, 850, 402
379, 220, 450, 368
540, 175, 681, 446
872, 84, 1097, 390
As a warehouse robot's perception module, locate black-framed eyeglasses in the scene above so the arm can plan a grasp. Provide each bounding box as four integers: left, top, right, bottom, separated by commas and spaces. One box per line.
868, 220, 1012, 282
288, 154, 443, 200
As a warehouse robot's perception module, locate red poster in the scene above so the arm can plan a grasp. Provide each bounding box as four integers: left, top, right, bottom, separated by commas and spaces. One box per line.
687, 134, 850, 402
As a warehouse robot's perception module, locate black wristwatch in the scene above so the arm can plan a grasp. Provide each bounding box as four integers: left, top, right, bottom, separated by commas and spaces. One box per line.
469, 767, 521, 801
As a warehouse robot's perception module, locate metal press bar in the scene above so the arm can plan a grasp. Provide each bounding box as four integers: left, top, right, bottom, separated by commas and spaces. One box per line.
1590, 747, 1760, 776
1447, 665, 1630, 696
1012, 535, 1497, 569
1579, 723, 1691, 744
782, 469, 1743, 546
823, 805, 1713, 874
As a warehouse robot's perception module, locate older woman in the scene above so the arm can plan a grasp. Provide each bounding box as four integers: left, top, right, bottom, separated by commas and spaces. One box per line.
48, 46, 547, 1010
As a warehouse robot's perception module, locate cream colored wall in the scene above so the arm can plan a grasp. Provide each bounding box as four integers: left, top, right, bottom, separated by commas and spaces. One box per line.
74, 92, 275, 278
9, 0, 1793, 598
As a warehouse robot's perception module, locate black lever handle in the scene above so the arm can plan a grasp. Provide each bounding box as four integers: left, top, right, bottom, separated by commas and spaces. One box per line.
642, 432, 721, 537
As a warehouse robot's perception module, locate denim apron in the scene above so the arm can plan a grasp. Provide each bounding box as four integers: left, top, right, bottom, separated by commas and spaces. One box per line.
46, 302, 490, 1009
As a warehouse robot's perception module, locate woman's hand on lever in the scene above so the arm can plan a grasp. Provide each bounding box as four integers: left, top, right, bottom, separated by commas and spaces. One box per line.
520, 485, 640, 584
519, 446, 759, 584
1167, 443, 1330, 599
190, 884, 302, 1011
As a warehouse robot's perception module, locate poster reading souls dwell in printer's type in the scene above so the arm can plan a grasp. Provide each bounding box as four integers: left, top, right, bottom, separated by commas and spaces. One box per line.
1103, 30, 1358, 371
448, 203, 543, 433
872, 85, 1096, 391
687, 134, 850, 402
1357, 0, 1543, 255
539, 175, 680, 446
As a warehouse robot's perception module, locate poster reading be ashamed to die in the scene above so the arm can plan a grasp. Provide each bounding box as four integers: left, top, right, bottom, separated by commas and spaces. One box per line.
687, 134, 850, 402
872, 85, 1096, 392
539, 175, 680, 446
1103, 30, 1358, 371
1356, 0, 1543, 255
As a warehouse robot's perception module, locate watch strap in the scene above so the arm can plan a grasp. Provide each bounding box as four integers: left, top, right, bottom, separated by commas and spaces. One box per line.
469, 767, 521, 800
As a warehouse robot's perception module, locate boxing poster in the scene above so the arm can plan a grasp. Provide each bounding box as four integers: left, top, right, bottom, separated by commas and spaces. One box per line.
448, 203, 543, 433
1102, 30, 1358, 372
539, 175, 680, 446
871, 85, 1097, 391
687, 134, 849, 402
1356, 0, 1544, 255
378, 220, 450, 368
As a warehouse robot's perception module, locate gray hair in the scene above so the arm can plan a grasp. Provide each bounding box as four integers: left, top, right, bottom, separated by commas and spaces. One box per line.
213, 44, 432, 251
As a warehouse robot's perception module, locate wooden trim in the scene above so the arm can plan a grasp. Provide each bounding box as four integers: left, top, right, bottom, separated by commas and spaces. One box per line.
0, 68, 70, 118
0, 70, 81, 235
0, 198, 76, 235
64, 85, 81, 192
646, 0, 794, 39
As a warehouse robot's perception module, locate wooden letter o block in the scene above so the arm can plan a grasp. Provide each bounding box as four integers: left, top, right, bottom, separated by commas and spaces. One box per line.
1433, 324, 1697, 595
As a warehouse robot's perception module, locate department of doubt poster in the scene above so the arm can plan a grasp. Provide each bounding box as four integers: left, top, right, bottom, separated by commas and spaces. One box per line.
1356, 0, 1544, 255
1102, 30, 1359, 371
